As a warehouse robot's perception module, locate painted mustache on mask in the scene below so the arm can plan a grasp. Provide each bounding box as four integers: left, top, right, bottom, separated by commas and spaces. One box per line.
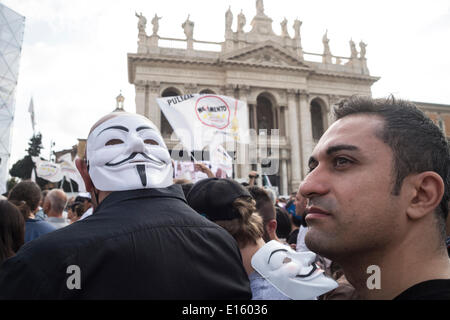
105, 152, 167, 167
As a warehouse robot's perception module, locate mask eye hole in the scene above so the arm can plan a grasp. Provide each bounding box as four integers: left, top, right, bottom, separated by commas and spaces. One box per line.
283, 257, 292, 264
144, 139, 159, 145
105, 139, 124, 146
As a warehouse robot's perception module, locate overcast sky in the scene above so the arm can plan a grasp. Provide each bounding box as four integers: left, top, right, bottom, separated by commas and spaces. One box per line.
3, 0, 450, 169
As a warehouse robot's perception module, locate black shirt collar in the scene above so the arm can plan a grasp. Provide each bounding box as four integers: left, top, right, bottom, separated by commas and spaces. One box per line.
94, 184, 186, 213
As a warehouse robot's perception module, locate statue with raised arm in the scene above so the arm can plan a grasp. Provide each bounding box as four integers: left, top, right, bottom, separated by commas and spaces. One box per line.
322, 30, 331, 55
350, 39, 358, 59
182, 15, 194, 40
135, 12, 147, 34
359, 41, 367, 59
225, 6, 233, 32
256, 0, 265, 16
151, 14, 161, 36
237, 10, 246, 33
293, 19, 302, 39
280, 18, 289, 37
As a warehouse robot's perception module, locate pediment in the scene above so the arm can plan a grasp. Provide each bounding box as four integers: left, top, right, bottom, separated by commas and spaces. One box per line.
221, 41, 309, 69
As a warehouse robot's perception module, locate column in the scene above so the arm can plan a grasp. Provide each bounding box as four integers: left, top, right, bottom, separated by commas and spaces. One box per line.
135, 82, 146, 117
299, 90, 314, 180
287, 89, 302, 191
147, 81, 161, 129
238, 85, 251, 179
280, 147, 289, 195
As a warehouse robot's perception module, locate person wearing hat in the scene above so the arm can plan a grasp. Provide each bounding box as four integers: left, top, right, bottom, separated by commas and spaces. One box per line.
0, 112, 251, 299
187, 178, 290, 300
74, 192, 93, 220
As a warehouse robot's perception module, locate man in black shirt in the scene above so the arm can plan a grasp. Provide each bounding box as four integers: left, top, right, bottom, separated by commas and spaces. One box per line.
0, 112, 251, 299
299, 96, 450, 300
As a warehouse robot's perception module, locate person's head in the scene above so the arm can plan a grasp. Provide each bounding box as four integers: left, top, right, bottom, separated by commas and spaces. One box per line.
67, 202, 84, 223
187, 178, 263, 249
0, 200, 25, 265
300, 96, 450, 262
247, 186, 278, 242
75, 193, 92, 212
43, 189, 67, 217
8, 180, 42, 218
75, 112, 173, 206
275, 207, 292, 240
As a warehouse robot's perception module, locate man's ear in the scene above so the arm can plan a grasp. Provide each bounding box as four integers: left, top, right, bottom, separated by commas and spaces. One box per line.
75, 158, 95, 193
266, 219, 278, 235
406, 171, 445, 220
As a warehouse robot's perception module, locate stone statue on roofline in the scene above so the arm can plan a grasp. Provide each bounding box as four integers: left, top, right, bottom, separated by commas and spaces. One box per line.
182, 15, 194, 40
135, 12, 147, 34
359, 41, 367, 59
151, 14, 162, 36
225, 6, 233, 31
237, 10, 246, 33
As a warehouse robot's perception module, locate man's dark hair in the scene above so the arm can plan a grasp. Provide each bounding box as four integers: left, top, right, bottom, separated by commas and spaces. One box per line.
334, 96, 450, 237
275, 207, 291, 239
8, 181, 42, 217
181, 183, 194, 199
246, 186, 275, 222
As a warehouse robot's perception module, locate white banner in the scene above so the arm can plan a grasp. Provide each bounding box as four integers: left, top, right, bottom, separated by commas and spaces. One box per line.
32, 156, 63, 182
156, 94, 250, 151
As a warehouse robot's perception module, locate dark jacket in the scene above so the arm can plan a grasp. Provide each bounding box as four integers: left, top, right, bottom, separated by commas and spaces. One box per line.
0, 185, 251, 299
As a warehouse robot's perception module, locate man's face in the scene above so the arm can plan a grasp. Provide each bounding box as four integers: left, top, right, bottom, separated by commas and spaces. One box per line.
299, 114, 410, 261
87, 114, 173, 191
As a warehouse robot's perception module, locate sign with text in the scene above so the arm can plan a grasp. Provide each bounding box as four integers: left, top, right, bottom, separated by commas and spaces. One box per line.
157, 94, 250, 152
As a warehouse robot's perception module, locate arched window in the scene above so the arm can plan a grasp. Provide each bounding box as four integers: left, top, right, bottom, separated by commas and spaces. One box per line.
199, 89, 216, 94
161, 88, 181, 137
256, 95, 275, 135
311, 99, 325, 141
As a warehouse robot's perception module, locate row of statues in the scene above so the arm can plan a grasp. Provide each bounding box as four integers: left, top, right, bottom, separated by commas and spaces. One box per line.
226, 6, 302, 39
135, 12, 194, 40
323, 30, 367, 60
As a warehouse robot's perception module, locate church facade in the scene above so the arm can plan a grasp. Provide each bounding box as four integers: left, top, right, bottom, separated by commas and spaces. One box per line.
127, 1, 448, 195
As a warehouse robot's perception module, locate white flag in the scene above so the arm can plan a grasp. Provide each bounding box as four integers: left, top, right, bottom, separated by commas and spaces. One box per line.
28, 97, 36, 133
156, 94, 249, 151
31, 156, 62, 183
58, 153, 86, 192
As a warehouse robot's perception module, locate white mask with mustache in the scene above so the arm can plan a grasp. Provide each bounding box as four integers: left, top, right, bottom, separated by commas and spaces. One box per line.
87, 114, 173, 191
251, 240, 338, 300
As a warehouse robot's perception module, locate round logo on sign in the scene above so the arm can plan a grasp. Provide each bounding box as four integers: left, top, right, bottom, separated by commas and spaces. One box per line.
195, 95, 231, 129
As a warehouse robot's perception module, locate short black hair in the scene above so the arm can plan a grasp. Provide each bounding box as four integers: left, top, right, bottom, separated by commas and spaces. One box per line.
334, 96, 450, 236
275, 207, 291, 239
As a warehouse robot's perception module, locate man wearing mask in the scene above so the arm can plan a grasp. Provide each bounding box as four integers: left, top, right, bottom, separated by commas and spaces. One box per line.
0, 112, 251, 299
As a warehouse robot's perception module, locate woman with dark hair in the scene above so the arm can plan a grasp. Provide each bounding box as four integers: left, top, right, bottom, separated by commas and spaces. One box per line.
0, 200, 25, 266
8, 181, 56, 242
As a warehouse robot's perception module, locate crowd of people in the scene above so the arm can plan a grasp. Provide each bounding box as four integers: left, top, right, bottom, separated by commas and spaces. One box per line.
0, 96, 449, 300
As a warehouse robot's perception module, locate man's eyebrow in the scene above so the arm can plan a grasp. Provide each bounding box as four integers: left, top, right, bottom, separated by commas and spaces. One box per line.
97, 125, 129, 136
326, 144, 359, 155
136, 125, 154, 132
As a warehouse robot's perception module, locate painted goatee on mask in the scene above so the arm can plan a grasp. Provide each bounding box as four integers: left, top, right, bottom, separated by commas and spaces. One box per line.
251, 240, 338, 300
87, 114, 173, 191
